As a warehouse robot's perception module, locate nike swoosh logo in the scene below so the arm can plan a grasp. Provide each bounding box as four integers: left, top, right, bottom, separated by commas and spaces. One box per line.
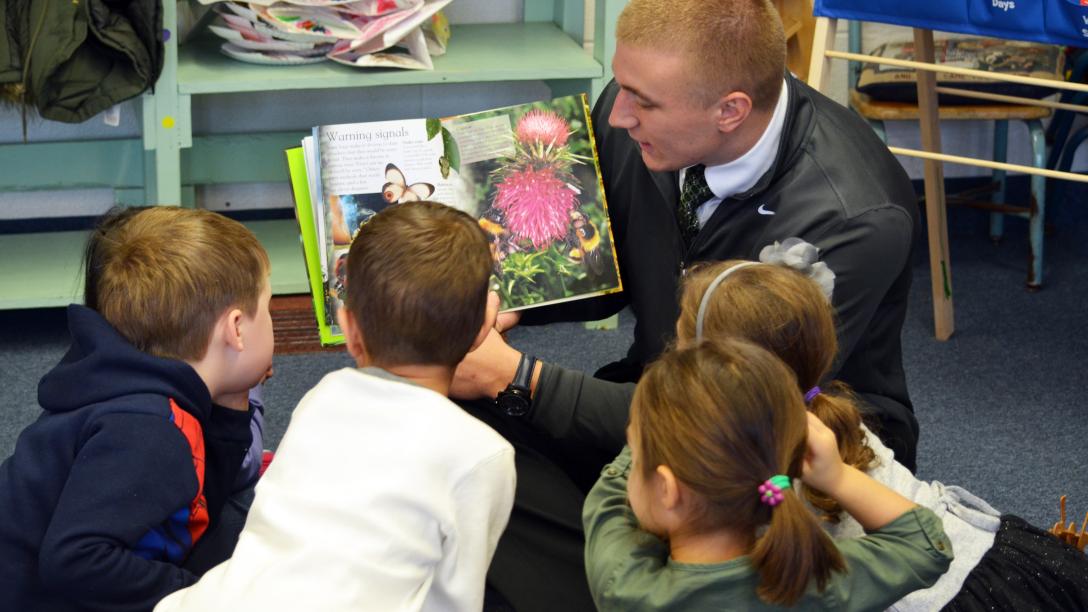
757, 204, 775, 216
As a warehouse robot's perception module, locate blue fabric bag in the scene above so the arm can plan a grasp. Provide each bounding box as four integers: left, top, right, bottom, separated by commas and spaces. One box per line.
815, 0, 1088, 48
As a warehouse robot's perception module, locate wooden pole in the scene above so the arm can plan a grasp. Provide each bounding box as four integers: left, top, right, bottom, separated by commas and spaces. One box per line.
826, 50, 1088, 93
913, 28, 955, 340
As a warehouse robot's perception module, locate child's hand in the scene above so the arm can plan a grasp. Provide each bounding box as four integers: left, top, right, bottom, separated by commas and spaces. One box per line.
801, 414, 918, 531
801, 412, 845, 494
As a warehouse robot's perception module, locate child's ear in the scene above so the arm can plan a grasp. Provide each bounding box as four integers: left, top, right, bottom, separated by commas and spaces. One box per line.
469, 291, 501, 353
218, 307, 246, 352
337, 306, 368, 362
655, 464, 682, 512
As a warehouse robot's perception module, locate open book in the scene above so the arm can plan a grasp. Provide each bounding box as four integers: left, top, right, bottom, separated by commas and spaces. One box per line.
286, 94, 623, 345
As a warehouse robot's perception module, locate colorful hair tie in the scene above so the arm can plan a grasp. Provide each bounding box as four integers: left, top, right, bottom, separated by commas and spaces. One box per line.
758, 475, 791, 507
804, 386, 821, 403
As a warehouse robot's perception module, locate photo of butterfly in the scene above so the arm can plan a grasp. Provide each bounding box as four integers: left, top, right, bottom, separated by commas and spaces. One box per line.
382, 163, 435, 203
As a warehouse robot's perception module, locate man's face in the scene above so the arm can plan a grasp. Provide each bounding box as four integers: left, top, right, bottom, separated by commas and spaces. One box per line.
609, 42, 724, 172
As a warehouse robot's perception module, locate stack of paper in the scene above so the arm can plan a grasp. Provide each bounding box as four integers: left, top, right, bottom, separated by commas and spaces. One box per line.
201, 0, 452, 69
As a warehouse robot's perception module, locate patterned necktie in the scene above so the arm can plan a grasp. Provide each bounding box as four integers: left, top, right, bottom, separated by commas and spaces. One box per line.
678, 164, 713, 247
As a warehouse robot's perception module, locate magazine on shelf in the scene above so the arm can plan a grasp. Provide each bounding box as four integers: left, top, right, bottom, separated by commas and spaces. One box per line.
286, 94, 623, 345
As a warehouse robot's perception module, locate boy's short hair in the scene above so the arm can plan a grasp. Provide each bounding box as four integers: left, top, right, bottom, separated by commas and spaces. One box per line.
345, 201, 492, 368
84, 206, 270, 361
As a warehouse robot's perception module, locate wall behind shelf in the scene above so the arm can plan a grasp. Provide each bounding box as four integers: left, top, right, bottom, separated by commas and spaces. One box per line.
0, 0, 578, 220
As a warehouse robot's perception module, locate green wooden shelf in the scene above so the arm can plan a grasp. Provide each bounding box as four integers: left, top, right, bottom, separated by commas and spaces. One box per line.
0, 0, 623, 309
0, 219, 309, 310
179, 22, 601, 95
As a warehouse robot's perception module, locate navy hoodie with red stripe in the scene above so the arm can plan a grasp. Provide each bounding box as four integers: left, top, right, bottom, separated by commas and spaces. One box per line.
0, 305, 253, 611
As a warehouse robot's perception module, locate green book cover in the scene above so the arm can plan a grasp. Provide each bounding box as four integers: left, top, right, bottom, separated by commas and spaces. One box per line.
285, 145, 342, 346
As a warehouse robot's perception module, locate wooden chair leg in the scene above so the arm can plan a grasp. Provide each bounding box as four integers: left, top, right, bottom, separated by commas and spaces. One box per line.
806, 17, 837, 92
913, 28, 955, 340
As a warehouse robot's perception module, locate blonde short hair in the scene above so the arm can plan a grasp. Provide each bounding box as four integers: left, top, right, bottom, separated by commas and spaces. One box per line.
84, 206, 270, 361
617, 0, 786, 111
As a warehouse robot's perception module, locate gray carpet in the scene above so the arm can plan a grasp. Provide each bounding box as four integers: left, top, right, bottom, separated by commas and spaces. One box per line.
2, 198, 1086, 532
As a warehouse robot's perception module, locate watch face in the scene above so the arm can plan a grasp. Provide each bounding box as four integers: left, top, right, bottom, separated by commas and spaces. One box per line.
498, 389, 530, 417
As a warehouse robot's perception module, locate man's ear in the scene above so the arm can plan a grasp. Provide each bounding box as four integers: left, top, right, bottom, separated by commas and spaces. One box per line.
715, 91, 753, 134
337, 306, 367, 362
469, 291, 501, 353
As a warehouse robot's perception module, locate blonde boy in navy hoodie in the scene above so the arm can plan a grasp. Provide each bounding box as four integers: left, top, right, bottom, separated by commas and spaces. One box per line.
0, 206, 274, 610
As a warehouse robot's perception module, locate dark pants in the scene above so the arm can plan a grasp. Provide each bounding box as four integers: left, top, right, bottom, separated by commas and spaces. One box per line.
461, 400, 598, 612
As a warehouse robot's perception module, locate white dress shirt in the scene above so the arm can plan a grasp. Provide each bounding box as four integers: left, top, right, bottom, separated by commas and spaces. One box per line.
680, 78, 790, 227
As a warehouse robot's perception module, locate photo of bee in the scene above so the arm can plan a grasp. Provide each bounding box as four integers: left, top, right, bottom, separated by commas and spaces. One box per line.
478, 207, 521, 276
382, 163, 435, 203
566, 209, 604, 277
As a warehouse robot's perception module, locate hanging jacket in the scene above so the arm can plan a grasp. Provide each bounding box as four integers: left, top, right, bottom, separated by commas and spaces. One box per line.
0, 0, 163, 124
0, 305, 252, 612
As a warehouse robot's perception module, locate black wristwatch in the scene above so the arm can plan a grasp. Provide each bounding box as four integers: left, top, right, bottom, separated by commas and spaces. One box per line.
496, 353, 537, 417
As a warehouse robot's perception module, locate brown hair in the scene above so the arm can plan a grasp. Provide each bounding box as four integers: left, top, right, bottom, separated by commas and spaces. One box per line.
676, 261, 877, 522
616, 0, 786, 111
345, 201, 492, 368
631, 339, 845, 605
83, 206, 270, 361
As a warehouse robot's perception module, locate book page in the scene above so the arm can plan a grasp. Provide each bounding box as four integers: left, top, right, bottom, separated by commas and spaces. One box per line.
439, 95, 623, 311
301, 136, 326, 281
315, 119, 449, 336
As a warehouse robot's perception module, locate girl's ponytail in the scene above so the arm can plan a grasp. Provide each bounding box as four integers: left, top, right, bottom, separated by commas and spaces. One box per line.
750, 488, 846, 605
805, 384, 877, 522
634, 340, 850, 606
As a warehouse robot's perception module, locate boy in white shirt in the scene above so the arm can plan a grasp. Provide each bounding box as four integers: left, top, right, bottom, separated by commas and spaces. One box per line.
156, 201, 516, 612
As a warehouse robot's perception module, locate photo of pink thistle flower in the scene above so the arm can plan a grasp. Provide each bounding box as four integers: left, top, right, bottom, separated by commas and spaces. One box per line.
493, 165, 579, 248
516, 109, 570, 148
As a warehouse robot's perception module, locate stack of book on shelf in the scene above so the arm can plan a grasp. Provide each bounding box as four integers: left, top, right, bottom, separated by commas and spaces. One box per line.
285, 94, 624, 345
202, 0, 451, 68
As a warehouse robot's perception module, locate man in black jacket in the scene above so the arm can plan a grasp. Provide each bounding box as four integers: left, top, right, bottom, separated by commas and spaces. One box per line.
455, 0, 921, 609
463, 0, 920, 471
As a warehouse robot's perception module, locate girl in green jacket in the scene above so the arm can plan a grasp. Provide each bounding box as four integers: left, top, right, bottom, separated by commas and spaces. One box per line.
583, 338, 953, 611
